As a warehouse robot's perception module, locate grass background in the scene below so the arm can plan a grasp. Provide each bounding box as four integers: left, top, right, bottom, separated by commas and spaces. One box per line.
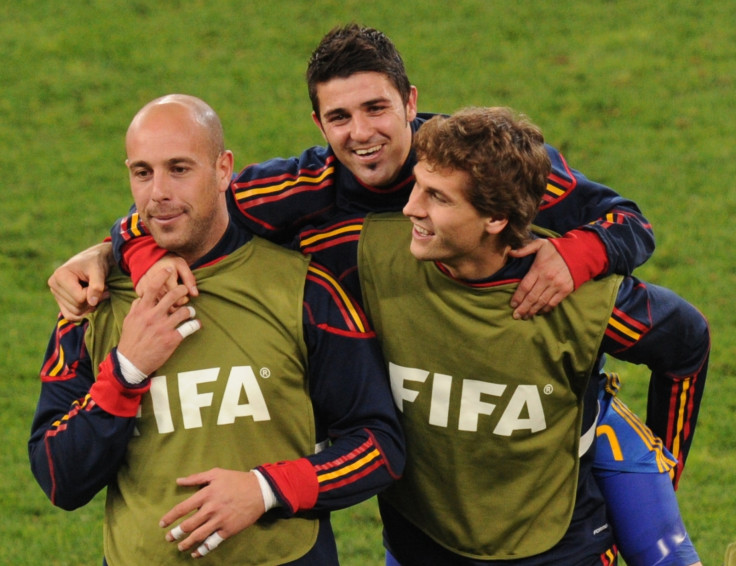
1, 1, 734, 564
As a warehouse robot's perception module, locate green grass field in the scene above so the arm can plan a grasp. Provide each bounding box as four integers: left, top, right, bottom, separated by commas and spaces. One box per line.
2, 1, 734, 564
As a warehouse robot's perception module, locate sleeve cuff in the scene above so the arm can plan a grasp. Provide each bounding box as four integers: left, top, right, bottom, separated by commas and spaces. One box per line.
89, 350, 150, 417
255, 458, 319, 515
549, 229, 608, 289
121, 237, 168, 286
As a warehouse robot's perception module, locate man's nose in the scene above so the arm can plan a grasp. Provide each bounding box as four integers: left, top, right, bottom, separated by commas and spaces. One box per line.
150, 173, 171, 201
350, 113, 374, 141
403, 185, 425, 218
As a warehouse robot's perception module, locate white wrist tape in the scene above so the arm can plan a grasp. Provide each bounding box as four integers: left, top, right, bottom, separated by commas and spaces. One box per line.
252, 469, 280, 511
116, 350, 148, 385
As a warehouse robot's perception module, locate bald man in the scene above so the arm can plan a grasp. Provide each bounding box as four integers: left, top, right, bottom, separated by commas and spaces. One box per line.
29, 95, 404, 565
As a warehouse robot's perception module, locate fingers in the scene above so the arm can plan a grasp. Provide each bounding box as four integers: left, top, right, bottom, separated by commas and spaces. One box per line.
511, 271, 555, 320
136, 264, 183, 302
510, 239, 574, 319
195, 532, 225, 557
118, 289, 200, 375
85, 268, 107, 308
137, 268, 178, 305
136, 255, 199, 300
171, 258, 199, 297
151, 304, 201, 347
160, 469, 260, 559
48, 272, 94, 322
508, 239, 542, 259
48, 242, 114, 319
175, 470, 212, 487
166, 524, 226, 559
162, 493, 214, 554
176, 310, 201, 339
510, 273, 537, 315
514, 289, 554, 320
168, 524, 187, 542
138, 271, 192, 313
512, 277, 564, 319
160, 473, 210, 530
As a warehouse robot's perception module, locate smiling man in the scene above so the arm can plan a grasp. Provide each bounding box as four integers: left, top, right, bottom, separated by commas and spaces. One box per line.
29, 94, 404, 566
405, 159, 513, 279
356, 107, 706, 565
309, 71, 416, 188
125, 99, 230, 263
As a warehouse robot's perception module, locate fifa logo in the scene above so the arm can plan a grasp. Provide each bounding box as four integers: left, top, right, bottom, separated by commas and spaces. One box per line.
389, 362, 551, 435
139, 366, 271, 434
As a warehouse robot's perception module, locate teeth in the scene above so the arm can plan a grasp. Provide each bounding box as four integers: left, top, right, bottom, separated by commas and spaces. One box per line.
414, 225, 431, 236
355, 145, 381, 156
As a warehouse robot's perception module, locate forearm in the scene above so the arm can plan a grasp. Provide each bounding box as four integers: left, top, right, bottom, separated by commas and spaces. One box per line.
256, 426, 402, 514
265, 273, 406, 515
549, 204, 655, 287
229, 149, 337, 245
534, 146, 655, 285
306, 337, 404, 512
30, 320, 150, 509
582, 206, 655, 277
111, 209, 173, 287
29, 394, 136, 510
602, 278, 710, 484
29, 351, 143, 509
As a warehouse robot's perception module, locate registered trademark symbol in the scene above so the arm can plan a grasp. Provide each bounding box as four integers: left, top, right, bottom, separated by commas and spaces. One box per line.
260, 368, 271, 378
543, 384, 553, 395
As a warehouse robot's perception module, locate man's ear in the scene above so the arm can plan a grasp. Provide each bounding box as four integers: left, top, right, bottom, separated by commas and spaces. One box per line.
217, 150, 234, 192
485, 216, 508, 236
405, 85, 418, 123
312, 111, 328, 142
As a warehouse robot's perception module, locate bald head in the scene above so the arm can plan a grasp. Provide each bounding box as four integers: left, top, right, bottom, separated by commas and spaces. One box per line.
125, 94, 233, 265
127, 94, 225, 163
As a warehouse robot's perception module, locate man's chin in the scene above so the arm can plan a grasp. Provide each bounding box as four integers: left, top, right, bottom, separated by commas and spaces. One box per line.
409, 242, 432, 262
354, 164, 399, 189
149, 232, 183, 254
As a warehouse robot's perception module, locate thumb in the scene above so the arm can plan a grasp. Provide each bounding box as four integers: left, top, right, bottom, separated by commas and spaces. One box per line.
508, 240, 541, 258
86, 271, 107, 307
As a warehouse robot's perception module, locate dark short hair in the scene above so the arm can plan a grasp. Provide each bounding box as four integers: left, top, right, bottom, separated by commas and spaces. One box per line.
413, 107, 551, 249
306, 24, 411, 117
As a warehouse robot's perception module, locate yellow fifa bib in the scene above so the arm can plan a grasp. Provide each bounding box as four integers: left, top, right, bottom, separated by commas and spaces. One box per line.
359, 213, 621, 559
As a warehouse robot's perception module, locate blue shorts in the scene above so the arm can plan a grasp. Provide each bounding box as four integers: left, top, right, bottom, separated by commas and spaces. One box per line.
593, 373, 699, 566
594, 373, 677, 475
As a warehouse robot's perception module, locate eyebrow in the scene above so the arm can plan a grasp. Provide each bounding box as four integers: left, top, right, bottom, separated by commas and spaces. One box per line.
322, 96, 391, 119
128, 156, 198, 169
427, 185, 454, 200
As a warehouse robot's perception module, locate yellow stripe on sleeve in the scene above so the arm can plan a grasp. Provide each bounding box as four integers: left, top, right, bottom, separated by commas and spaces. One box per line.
308, 265, 366, 333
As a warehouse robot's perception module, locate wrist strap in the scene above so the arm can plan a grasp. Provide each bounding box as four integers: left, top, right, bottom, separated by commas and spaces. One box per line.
256, 458, 318, 514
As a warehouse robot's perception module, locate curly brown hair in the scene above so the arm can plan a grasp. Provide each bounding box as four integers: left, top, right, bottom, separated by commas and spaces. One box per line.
413, 107, 551, 249
306, 24, 412, 117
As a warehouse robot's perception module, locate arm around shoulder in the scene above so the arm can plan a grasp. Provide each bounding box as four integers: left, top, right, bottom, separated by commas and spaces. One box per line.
48, 241, 115, 321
